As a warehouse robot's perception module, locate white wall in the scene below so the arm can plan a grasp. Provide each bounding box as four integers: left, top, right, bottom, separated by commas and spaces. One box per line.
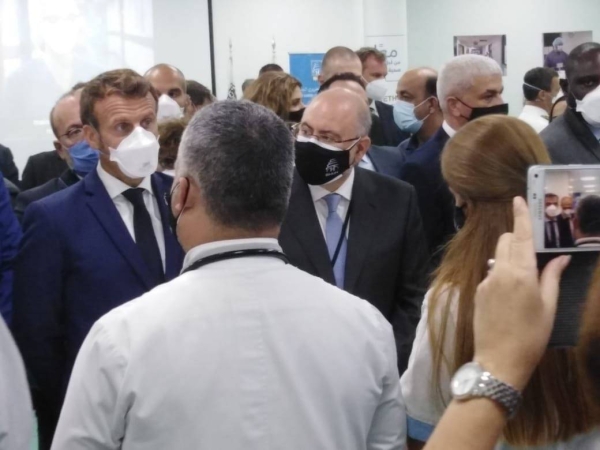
406, 0, 600, 117
211, 0, 364, 100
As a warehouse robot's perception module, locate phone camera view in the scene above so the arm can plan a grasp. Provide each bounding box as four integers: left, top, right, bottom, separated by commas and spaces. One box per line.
545, 169, 600, 249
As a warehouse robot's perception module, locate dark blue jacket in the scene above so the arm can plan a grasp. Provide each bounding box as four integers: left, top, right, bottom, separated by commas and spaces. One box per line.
12, 169, 184, 447
0, 171, 22, 324
368, 145, 407, 180
399, 127, 455, 256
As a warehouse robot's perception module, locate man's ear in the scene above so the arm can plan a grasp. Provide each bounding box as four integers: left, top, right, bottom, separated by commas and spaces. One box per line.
353, 136, 371, 164
317, 73, 325, 85
172, 177, 190, 216
83, 125, 102, 153
429, 96, 440, 113
445, 97, 461, 118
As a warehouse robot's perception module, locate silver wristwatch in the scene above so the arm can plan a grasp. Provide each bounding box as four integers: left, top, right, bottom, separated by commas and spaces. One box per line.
450, 362, 522, 418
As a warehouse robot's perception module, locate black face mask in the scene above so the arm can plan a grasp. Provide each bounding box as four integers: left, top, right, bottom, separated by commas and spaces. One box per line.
295, 138, 356, 186
457, 98, 509, 121
454, 205, 466, 231
288, 108, 305, 123
166, 179, 188, 240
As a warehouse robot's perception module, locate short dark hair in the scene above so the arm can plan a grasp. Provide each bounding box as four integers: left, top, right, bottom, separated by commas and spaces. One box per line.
566, 42, 600, 81
144, 63, 186, 91
186, 80, 214, 107
355, 47, 387, 65
321, 46, 360, 76
318, 72, 366, 94
577, 195, 600, 236
259, 64, 284, 76
179, 101, 294, 231
81, 69, 158, 130
546, 193, 559, 199
523, 67, 559, 101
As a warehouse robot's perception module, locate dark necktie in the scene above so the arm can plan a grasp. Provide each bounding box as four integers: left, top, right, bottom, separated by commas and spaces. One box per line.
549, 220, 558, 248
122, 188, 164, 284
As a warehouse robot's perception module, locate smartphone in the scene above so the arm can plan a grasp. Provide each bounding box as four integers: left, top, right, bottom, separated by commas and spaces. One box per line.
528, 165, 600, 347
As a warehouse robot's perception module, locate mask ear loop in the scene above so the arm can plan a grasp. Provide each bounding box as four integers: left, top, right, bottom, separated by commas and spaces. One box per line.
414, 96, 435, 122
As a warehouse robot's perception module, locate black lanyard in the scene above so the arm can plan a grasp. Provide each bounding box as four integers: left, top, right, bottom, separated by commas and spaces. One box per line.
182, 249, 289, 274
331, 202, 352, 267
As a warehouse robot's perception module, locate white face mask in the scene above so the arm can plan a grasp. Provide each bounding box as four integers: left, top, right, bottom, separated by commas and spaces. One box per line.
157, 94, 184, 121
563, 208, 574, 216
109, 126, 160, 179
576, 85, 600, 127
365, 78, 388, 102
546, 204, 560, 218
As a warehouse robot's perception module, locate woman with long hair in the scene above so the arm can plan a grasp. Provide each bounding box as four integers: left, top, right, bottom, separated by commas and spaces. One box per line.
245, 71, 305, 123
401, 115, 600, 449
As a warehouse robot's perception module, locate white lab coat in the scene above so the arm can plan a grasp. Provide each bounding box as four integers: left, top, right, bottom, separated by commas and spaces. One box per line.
52, 238, 406, 450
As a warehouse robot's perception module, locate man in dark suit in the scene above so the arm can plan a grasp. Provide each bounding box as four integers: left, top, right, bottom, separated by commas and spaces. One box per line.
541, 42, 600, 164
15, 85, 94, 222
20, 151, 69, 191
319, 73, 406, 180
12, 69, 185, 450
400, 54, 508, 258
544, 193, 575, 248
280, 88, 429, 373
0, 171, 21, 325
0, 144, 20, 187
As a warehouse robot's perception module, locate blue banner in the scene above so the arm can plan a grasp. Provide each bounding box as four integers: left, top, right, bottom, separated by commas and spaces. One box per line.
289, 53, 325, 105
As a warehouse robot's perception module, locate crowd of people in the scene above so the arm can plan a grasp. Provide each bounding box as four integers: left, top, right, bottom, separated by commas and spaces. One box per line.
1, 40, 600, 450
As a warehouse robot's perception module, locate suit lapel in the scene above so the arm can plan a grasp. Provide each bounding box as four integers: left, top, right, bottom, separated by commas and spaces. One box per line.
565, 109, 600, 162
84, 170, 154, 289
151, 174, 184, 280
344, 168, 377, 292
367, 148, 381, 173
286, 173, 335, 284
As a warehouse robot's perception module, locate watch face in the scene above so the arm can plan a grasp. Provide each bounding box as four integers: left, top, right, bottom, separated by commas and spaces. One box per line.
451, 362, 483, 398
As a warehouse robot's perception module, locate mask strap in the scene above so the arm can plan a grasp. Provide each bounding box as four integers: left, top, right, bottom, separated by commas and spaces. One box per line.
414, 96, 435, 121
523, 82, 543, 92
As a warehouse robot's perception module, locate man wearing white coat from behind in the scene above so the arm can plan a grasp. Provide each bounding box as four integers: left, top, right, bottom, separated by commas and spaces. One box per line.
52, 100, 407, 450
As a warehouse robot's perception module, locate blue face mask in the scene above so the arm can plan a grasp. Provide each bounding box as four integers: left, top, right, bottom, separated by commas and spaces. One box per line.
68, 140, 99, 177
393, 98, 432, 134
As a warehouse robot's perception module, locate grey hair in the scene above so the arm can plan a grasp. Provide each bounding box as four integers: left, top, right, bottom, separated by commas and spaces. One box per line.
178, 100, 295, 231
437, 55, 502, 112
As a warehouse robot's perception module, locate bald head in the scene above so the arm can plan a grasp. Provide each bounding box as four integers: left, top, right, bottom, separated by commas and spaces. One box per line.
397, 67, 438, 103
144, 63, 188, 108
329, 80, 369, 105
305, 88, 371, 138
319, 46, 362, 84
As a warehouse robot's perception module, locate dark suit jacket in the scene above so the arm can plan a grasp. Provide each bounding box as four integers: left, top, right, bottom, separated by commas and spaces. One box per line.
12, 169, 184, 449
545, 216, 575, 248
0, 144, 20, 187
399, 127, 455, 258
0, 172, 22, 325
371, 101, 410, 147
541, 108, 600, 163
15, 170, 80, 223
21, 150, 69, 191
279, 168, 429, 373
368, 145, 406, 180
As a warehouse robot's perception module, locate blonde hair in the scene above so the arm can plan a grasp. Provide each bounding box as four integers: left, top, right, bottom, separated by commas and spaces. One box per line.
429, 115, 598, 445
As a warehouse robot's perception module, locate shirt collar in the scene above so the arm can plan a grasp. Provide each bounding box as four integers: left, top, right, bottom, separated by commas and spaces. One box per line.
442, 121, 457, 138
96, 163, 154, 199
182, 238, 282, 272
307, 168, 355, 203
522, 104, 550, 120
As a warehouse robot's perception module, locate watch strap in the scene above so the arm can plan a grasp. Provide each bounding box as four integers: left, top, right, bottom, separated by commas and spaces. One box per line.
471, 371, 522, 419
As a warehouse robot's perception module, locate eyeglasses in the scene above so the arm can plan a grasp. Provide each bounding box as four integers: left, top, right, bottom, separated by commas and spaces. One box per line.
291, 123, 360, 145
59, 127, 83, 142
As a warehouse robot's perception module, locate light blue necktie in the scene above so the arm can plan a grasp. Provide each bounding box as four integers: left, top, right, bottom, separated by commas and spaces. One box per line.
324, 193, 347, 289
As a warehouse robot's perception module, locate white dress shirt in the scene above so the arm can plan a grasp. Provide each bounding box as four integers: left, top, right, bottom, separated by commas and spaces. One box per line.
308, 168, 354, 237
52, 238, 406, 450
442, 120, 457, 138
97, 164, 166, 270
519, 104, 550, 134
359, 153, 376, 171
401, 287, 600, 449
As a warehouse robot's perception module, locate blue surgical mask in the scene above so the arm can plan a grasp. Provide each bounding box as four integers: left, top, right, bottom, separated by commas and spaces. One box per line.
393, 98, 432, 134
68, 140, 99, 177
